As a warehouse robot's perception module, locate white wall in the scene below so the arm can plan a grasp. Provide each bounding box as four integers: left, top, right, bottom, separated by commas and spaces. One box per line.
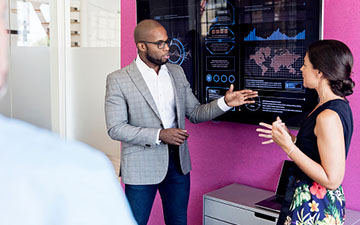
0, 87, 12, 117
65, 0, 121, 169
10, 47, 51, 129
0, 47, 51, 130
66, 47, 120, 166
0, 67, 11, 117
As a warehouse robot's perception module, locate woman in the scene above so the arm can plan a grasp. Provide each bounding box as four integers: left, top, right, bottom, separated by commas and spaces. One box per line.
256, 40, 355, 225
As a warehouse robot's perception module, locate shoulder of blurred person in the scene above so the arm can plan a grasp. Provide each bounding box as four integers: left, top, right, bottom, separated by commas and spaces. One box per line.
0, 115, 136, 225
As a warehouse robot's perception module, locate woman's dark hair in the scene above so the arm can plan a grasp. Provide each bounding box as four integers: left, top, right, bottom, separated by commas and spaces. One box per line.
307, 39, 355, 97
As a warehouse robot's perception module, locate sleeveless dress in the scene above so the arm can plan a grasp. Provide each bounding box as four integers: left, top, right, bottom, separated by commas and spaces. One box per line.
280, 99, 353, 225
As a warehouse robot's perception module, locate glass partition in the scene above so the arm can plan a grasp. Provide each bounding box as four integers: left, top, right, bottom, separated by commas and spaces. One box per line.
4, 0, 51, 130
70, 0, 120, 47
9, 0, 50, 46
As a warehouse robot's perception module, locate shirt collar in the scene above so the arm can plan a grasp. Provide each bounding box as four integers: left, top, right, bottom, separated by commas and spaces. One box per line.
136, 54, 168, 74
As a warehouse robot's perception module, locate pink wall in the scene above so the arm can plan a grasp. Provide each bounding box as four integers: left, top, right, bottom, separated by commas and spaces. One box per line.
121, 1, 360, 224
323, 0, 360, 212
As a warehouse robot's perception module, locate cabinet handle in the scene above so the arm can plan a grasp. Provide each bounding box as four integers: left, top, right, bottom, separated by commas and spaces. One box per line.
254, 212, 276, 222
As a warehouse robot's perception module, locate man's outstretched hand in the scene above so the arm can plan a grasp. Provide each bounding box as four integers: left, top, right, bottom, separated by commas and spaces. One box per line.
224, 84, 258, 107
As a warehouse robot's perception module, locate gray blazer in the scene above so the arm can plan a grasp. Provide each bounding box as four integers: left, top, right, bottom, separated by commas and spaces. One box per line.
105, 60, 224, 185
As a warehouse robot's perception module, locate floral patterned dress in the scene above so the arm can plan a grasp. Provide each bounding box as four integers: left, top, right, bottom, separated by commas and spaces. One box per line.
284, 180, 345, 225
279, 99, 353, 225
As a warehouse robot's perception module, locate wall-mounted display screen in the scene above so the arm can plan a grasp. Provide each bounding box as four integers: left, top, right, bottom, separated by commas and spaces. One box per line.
137, 0, 322, 128
137, 0, 200, 96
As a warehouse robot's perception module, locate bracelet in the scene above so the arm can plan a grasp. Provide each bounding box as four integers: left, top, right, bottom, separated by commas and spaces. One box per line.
287, 145, 296, 158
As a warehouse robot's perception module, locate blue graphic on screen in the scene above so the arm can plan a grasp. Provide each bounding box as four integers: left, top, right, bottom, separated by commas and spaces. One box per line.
244, 28, 305, 41
168, 38, 192, 66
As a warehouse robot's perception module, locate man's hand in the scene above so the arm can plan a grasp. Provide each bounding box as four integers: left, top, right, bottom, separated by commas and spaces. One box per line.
224, 84, 258, 107
159, 128, 189, 146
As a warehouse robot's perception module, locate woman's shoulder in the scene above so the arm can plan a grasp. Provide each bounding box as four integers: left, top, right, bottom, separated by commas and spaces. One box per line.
326, 99, 350, 109
316, 99, 352, 127
316, 108, 340, 124
319, 99, 350, 115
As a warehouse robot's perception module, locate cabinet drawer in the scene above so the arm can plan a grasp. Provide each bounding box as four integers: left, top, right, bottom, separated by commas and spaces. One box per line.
204, 199, 277, 225
204, 216, 232, 225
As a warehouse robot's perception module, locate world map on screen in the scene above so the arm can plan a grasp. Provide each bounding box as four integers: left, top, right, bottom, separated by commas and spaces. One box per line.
247, 47, 302, 78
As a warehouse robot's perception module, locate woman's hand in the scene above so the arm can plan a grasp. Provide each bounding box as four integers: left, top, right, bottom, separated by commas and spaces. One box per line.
271, 117, 294, 150
256, 117, 294, 151
255, 121, 274, 144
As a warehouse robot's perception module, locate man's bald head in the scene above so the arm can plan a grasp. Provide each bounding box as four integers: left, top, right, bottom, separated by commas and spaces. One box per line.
134, 19, 166, 44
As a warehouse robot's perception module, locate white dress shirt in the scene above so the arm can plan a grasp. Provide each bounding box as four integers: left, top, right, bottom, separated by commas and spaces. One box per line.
136, 55, 232, 143
136, 55, 177, 129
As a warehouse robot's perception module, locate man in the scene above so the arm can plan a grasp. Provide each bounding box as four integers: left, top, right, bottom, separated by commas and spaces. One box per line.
0, 1, 136, 224
105, 19, 258, 225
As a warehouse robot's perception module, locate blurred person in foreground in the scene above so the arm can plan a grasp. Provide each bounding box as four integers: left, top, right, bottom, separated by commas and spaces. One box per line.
257, 40, 355, 225
0, 1, 136, 224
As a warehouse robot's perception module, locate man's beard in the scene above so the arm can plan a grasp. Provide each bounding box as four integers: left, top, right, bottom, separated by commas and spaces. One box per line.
146, 52, 168, 66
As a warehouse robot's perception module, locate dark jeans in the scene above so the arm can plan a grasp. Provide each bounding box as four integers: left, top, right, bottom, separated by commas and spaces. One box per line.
125, 146, 190, 225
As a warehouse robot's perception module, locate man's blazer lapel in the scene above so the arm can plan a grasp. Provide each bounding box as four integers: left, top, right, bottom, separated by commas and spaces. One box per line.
127, 60, 161, 120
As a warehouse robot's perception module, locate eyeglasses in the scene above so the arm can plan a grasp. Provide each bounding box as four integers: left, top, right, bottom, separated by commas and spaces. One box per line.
139, 38, 172, 49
